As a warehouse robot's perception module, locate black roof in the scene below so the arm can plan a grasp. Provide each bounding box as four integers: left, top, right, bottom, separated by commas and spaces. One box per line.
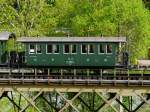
0, 32, 15, 41
17, 37, 126, 43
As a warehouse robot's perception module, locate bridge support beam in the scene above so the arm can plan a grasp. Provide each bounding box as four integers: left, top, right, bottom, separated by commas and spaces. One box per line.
0, 86, 149, 112
56, 90, 81, 112
14, 89, 43, 112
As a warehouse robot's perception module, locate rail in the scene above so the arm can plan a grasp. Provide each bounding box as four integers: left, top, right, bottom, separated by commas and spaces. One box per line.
0, 67, 149, 86
0, 74, 149, 86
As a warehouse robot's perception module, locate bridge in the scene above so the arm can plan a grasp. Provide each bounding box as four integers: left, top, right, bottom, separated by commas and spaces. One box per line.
0, 68, 150, 112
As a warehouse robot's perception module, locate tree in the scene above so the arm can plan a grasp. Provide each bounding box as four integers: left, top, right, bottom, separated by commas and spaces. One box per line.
143, 0, 150, 9
0, 0, 150, 61
56, 0, 150, 62
0, 0, 57, 36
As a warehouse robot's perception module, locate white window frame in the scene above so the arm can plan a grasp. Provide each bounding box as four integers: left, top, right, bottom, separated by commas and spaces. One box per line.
29, 44, 36, 54
98, 44, 105, 54
81, 44, 88, 54
88, 44, 94, 54
71, 44, 77, 54
53, 44, 59, 54
46, 44, 53, 54
106, 44, 112, 54
36, 44, 42, 54
64, 44, 70, 54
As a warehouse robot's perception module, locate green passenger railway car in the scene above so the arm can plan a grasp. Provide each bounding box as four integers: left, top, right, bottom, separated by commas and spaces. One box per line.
17, 37, 126, 68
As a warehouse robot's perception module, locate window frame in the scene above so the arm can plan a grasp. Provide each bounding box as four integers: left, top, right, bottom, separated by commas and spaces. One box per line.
53, 44, 59, 54
64, 44, 70, 54
106, 44, 113, 54
98, 43, 105, 54
29, 44, 36, 54
46, 44, 53, 54
36, 44, 42, 54
71, 44, 77, 54
46, 44, 60, 54
88, 44, 94, 54
81, 44, 88, 54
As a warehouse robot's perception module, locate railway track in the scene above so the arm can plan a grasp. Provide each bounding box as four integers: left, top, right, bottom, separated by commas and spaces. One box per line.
0, 73, 149, 86
0, 67, 149, 86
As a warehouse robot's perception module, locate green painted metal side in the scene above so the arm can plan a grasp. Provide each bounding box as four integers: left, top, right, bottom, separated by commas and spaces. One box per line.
25, 42, 118, 67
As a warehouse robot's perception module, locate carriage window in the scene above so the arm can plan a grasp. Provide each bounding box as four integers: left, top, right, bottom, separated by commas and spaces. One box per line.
71, 44, 77, 54
64, 44, 70, 54
29, 44, 35, 54
53, 44, 59, 53
106, 44, 112, 54
82, 44, 88, 54
36, 44, 42, 54
89, 44, 94, 54
99, 44, 105, 54
47, 44, 52, 53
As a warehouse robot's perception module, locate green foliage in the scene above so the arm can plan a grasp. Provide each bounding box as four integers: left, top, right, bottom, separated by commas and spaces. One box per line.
0, 0, 57, 36
143, 0, 150, 9
0, 0, 150, 61
51, 0, 150, 63
0, 1, 150, 111
6, 38, 15, 51
0, 0, 150, 62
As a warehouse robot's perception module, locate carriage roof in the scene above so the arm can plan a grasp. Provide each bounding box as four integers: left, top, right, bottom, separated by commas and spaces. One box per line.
0, 32, 15, 41
17, 37, 126, 43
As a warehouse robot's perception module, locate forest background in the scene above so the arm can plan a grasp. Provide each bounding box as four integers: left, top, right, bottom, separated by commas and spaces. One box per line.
0, 0, 150, 62
0, 0, 150, 112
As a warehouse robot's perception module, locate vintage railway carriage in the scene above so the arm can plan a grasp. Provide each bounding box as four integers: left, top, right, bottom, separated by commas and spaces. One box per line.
0, 32, 16, 66
17, 37, 126, 68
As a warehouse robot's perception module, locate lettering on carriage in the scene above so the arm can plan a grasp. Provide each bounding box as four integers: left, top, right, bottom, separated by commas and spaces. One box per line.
66, 57, 75, 65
